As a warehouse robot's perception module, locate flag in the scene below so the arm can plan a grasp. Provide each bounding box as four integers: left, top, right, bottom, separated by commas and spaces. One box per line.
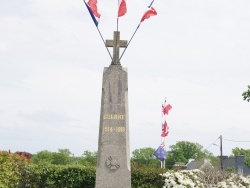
87, 0, 101, 18
140, 7, 157, 23
161, 99, 172, 137
162, 99, 172, 115
161, 121, 169, 137
118, 0, 127, 17
154, 143, 167, 161
84, 0, 100, 27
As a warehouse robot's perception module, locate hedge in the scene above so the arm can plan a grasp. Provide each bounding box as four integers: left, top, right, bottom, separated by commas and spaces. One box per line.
0, 151, 165, 188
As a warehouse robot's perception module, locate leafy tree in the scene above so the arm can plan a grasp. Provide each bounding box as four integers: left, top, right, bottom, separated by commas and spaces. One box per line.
242, 85, 250, 102
53, 148, 74, 165
32, 149, 74, 165
31, 150, 55, 164
131, 147, 159, 168
78, 150, 97, 166
231, 147, 250, 166
165, 141, 212, 169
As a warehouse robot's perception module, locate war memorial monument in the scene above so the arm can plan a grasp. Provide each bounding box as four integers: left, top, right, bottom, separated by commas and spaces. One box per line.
95, 31, 131, 188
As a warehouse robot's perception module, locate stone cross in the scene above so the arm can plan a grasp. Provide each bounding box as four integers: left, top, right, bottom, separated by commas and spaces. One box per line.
106, 31, 127, 65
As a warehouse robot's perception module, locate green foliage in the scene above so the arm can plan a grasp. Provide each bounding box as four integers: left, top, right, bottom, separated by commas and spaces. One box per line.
53, 149, 74, 165
0, 148, 165, 188
225, 166, 235, 173
242, 85, 250, 102
131, 166, 166, 188
165, 141, 211, 169
78, 150, 97, 166
18, 164, 96, 188
31, 149, 75, 165
16, 163, 165, 188
0, 151, 29, 188
31, 150, 55, 164
131, 147, 159, 168
231, 147, 250, 166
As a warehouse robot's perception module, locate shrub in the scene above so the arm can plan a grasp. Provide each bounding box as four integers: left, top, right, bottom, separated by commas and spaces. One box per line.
131, 166, 166, 188
161, 169, 250, 188
18, 164, 96, 188
0, 151, 29, 188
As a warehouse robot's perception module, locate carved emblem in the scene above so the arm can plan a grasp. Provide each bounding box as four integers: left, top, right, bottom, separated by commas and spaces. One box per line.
106, 156, 120, 170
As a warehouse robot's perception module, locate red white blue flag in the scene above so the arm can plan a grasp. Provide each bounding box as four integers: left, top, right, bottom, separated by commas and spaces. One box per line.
87, 0, 101, 18
84, 0, 101, 27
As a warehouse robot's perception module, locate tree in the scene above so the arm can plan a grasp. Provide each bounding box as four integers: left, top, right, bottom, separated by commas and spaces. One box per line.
53, 149, 73, 165
78, 150, 97, 166
242, 85, 250, 102
31, 149, 74, 165
231, 147, 250, 166
31, 150, 54, 164
131, 147, 159, 168
165, 141, 212, 169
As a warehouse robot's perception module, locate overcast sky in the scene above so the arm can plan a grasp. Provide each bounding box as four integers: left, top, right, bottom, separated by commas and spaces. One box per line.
1, 0, 250, 157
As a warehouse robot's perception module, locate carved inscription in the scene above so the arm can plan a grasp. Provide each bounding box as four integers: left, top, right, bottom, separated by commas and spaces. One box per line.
103, 114, 125, 120
103, 114, 126, 133
104, 126, 125, 133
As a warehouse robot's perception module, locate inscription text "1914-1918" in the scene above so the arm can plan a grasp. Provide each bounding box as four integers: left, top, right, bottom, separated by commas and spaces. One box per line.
103, 114, 125, 120
104, 126, 125, 133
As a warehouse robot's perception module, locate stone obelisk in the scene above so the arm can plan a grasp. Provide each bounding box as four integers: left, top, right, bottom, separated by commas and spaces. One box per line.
95, 31, 131, 188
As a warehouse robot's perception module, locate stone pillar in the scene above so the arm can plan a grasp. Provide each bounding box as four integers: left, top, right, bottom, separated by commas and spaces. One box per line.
95, 65, 131, 188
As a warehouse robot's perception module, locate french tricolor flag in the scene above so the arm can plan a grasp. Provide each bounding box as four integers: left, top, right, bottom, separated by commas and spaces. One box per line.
84, 0, 101, 27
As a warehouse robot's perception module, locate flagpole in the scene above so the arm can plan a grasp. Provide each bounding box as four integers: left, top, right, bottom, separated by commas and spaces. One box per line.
117, 0, 119, 31
83, 0, 113, 61
148, 0, 155, 8
119, 23, 141, 61
115, 0, 119, 64
119, 0, 156, 61
97, 27, 113, 60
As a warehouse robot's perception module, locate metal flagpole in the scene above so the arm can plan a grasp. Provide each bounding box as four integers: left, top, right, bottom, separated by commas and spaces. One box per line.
97, 27, 113, 60
119, 0, 156, 61
119, 24, 140, 61
115, 0, 119, 64
83, 0, 113, 61
148, 0, 155, 8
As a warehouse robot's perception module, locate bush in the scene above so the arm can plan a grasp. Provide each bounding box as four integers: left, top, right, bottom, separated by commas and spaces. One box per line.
161, 169, 250, 188
19, 164, 96, 188
0, 151, 171, 188
0, 151, 29, 188
131, 166, 166, 188
19, 165, 165, 188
